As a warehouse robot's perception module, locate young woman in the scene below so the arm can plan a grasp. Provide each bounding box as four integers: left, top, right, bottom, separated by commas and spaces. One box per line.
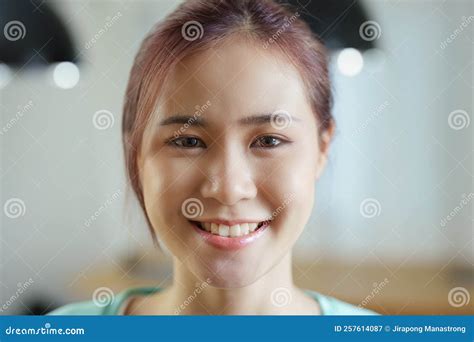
50, 0, 377, 315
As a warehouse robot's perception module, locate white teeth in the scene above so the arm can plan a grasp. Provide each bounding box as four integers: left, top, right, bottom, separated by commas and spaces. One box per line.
240, 223, 249, 235
197, 221, 268, 237
218, 224, 230, 237
230, 224, 240, 237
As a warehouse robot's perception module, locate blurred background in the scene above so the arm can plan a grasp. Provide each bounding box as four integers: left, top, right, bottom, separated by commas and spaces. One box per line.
0, 0, 472, 315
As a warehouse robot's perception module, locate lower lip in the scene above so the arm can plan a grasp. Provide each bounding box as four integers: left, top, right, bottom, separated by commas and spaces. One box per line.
190, 221, 269, 251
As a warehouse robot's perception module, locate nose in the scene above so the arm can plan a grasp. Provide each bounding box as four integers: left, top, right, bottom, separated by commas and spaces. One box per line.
200, 146, 257, 206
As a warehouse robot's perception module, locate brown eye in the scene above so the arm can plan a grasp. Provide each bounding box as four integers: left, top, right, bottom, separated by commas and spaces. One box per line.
252, 136, 283, 148
169, 136, 206, 148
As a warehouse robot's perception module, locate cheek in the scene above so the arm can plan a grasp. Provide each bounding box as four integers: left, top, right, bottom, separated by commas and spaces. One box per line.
264, 168, 315, 224
142, 155, 196, 199
261, 143, 317, 199
140, 157, 198, 236
259, 147, 317, 235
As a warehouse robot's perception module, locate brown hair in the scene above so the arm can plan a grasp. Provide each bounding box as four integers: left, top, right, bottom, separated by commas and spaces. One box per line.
122, 0, 334, 242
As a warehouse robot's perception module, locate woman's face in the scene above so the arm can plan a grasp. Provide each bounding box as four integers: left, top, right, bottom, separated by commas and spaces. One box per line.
138, 38, 330, 288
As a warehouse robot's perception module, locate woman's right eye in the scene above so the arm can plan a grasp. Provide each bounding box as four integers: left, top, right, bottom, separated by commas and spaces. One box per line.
167, 136, 206, 149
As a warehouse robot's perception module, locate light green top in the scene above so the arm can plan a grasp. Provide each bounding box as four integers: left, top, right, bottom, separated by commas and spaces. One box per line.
48, 286, 378, 315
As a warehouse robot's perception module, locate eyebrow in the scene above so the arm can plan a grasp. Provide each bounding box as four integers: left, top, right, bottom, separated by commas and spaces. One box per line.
159, 113, 301, 127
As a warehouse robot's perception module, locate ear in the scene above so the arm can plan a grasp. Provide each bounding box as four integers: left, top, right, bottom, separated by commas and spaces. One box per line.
314, 123, 334, 181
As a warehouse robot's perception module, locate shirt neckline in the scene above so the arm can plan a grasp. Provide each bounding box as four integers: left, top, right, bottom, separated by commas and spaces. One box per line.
109, 286, 326, 315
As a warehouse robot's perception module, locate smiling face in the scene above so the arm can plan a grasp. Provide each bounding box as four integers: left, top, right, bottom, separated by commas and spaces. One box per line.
137, 37, 331, 288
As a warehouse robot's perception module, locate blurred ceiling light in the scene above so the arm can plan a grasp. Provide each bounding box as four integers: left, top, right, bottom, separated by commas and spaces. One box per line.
0, 0, 78, 68
0, 63, 13, 88
52, 62, 80, 89
337, 48, 364, 77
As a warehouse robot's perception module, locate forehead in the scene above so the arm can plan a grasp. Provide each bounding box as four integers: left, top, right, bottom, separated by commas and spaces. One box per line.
157, 38, 313, 124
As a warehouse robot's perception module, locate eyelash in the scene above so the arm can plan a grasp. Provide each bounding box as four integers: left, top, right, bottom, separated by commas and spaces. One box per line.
165, 135, 288, 149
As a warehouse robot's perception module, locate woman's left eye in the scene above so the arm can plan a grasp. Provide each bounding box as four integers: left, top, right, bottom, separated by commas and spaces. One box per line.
167, 136, 206, 149
251, 135, 285, 148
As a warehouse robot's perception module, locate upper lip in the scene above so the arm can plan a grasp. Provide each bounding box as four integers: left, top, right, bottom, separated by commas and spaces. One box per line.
190, 218, 271, 226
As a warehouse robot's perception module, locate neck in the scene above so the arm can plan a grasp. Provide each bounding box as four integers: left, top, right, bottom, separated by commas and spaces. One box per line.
168, 251, 307, 315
